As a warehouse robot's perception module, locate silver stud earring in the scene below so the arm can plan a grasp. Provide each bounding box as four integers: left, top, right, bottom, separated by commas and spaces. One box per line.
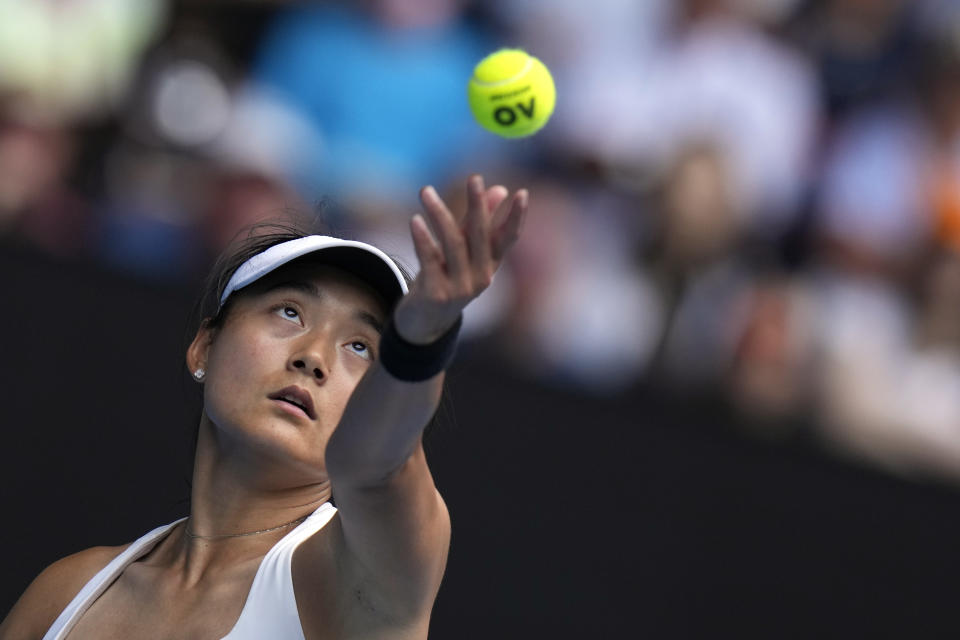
193, 368, 205, 381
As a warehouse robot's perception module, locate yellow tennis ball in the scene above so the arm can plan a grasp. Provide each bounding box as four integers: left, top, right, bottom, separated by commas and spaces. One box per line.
467, 48, 556, 138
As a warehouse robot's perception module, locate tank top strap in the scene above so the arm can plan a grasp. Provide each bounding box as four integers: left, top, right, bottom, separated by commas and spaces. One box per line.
43, 518, 188, 640
223, 502, 337, 640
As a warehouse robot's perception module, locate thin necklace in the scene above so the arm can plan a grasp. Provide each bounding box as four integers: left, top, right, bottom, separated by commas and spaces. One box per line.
184, 514, 309, 540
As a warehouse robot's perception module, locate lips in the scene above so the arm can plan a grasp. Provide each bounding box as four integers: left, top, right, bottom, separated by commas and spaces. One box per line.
268, 386, 316, 420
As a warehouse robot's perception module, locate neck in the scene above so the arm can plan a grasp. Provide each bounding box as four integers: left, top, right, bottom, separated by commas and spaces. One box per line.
166, 418, 332, 582
184, 512, 311, 540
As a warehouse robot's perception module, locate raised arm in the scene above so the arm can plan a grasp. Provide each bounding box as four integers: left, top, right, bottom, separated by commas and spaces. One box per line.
320, 174, 527, 618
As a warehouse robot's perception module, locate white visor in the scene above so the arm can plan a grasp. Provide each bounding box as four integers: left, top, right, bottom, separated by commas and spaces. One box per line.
219, 235, 409, 308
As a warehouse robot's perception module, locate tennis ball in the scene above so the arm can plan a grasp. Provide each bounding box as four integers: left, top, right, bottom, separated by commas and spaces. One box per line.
467, 48, 555, 138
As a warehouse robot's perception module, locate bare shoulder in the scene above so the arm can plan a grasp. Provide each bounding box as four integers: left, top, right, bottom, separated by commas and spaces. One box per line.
0, 544, 129, 640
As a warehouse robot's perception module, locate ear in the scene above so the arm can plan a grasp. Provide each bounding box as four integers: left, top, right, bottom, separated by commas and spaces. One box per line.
186, 319, 215, 378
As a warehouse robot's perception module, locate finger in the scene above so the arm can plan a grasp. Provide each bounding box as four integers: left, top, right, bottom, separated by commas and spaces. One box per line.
484, 185, 509, 220
420, 185, 469, 282
466, 175, 492, 279
489, 186, 520, 231
491, 189, 528, 262
410, 213, 446, 281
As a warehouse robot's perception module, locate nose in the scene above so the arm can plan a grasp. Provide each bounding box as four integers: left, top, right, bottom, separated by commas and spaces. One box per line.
292, 358, 325, 381
289, 334, 333, 382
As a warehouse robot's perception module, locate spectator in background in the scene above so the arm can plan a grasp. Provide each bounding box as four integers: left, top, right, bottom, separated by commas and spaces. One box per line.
0, 115, 90, 258
249, 0, 503, 221
0, 0, 166, 123
805, 0, 960, 481
631, 0, 819, 238
617, 1, 820, 399
788, 0, 915, 120
94, 22, 233, 282
0, 0, 167, 261
463, 172, 663, 392
97, 10, 312, 281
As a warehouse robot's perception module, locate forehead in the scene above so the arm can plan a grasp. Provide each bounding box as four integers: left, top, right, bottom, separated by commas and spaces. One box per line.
243, 261, 389, 317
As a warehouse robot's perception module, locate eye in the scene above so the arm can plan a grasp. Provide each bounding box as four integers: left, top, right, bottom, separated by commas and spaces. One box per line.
347, 341, 373, 361
273, 305, 302, 324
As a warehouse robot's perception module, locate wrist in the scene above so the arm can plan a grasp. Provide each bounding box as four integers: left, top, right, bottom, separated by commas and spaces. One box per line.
392, 301, 461, 345
378, 313, 462, 382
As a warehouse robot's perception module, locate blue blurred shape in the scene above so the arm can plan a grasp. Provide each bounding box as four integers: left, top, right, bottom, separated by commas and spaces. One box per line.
97, 204, 200, 282
252, 5, 498, 203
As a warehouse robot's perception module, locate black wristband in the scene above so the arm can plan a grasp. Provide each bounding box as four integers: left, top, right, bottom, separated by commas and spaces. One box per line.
379, 314, 463, 382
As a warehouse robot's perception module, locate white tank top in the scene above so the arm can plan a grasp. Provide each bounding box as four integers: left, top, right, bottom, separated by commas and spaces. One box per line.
43, 502, 337, 640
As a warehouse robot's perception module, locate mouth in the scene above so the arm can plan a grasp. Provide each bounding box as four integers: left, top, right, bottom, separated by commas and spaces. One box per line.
268, 386, 317, 420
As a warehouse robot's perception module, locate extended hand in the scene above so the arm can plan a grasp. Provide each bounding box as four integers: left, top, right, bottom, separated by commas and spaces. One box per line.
392, 174, 528, 345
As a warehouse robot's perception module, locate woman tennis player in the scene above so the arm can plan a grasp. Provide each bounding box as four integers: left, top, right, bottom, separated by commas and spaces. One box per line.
0, 174, 527, 640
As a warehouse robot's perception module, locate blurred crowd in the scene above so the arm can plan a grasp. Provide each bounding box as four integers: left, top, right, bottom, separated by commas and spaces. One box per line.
4, 0, 960, 483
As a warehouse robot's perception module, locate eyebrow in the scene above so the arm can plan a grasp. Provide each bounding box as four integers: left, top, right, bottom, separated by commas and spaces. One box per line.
270, 279, 321, 298
269, 280, 384, 335
355, 311, 384, 335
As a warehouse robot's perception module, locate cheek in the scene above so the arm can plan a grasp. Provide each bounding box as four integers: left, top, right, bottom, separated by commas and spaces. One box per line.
319, 384, 360, 433
203, 330, 282, 420
321, 356, 370, 418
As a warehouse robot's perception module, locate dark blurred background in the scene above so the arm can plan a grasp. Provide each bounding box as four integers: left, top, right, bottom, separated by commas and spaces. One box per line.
4, 0, 960, 637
